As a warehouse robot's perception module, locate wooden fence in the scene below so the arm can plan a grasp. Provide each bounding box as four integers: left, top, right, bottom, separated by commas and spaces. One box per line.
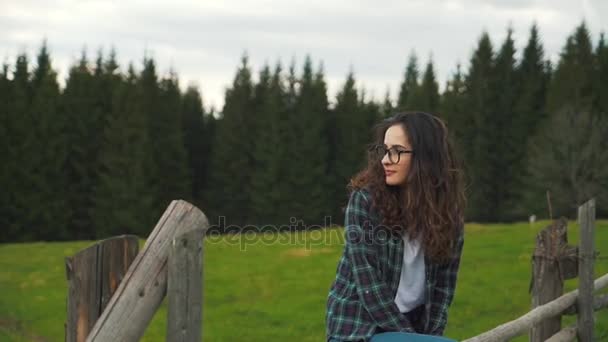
463, 199, 608, 342
64, 199, 605, 341
65, 200, 209, 342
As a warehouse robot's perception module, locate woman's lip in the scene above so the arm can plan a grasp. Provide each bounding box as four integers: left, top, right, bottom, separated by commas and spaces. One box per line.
384, 170, 396, 175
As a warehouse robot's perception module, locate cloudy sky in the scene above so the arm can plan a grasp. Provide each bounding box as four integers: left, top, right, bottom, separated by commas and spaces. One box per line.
1, 0, 606, 110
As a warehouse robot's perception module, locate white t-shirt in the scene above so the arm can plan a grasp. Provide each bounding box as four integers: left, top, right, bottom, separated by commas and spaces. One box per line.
394, 232, 426, 313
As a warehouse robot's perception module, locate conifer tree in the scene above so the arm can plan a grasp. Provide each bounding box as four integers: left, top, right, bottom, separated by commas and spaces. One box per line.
199, 109, 217, 211
157, 72, 191, 203
93, 65, 156, 237
547, 23, 595, 116
381, 88, 394, 118
594, 33, 608, 116
332, 71, 364, 218
249, 63, 290, 225
181, 85, 208, 207
0, 63, 12, 241
286, 57, 331, 225
397, 52, 419, 111
137, 58, 163, 212
362, 95, 382, 133
27, 42, 69, 239
62, 50, 101, 238
3, 54, 32, 240
464, 32, 495, 221
511, 24, 550, 219
492, 28, 519, 220
412, 57, 440, 114
439, 64, 467, 172
207, 55, 255, 226
530, 23, 607, 218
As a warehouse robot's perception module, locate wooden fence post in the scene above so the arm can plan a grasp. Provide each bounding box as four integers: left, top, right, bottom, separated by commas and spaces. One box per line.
529, 217, 577, 342
86, 200, 209, 342
577, 199, 595, 341
65, 235, 139, 342
462, 273, 608, 342
166, 228, 206, 342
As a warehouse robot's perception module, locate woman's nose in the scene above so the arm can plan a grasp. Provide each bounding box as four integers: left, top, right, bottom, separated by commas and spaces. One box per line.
381, 153, 391, 165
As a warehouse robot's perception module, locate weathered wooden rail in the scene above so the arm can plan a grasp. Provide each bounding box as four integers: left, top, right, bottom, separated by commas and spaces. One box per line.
65, 200, 209, 342
64, 199, 604, 341
463, 199, 607, 342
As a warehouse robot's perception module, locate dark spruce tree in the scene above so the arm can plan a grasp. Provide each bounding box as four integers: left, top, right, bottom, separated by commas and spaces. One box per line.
156, 71, 192, 204
0, 62, 12, 241
491, 28, 520, 221
249, 63, 290, 226
199, 108, 217, 212
547, 22, 595, 116
464, 32, 495, 221
411, 57, 440, 114
285, 57, 331, 226
332, 71, 366, 223
93, 65, 156, 237
594, 33, 608, 117
62, 50, 103, 238
529, 23, 608, 218
248, 64, 272, 225
381, 88, 394, 118
440, 63, 467, 159
27, 42, 69, 240
2, 54, 32, 241
511, 24, 550, 219
207, 54, 255, 227
397, 52, 419, 111
138, 58, 168, 214
181, 85, 208, 208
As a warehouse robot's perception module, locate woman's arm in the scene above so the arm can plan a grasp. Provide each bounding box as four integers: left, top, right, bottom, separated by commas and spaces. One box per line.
344, 189, 416, 332
427, 227, 464, 335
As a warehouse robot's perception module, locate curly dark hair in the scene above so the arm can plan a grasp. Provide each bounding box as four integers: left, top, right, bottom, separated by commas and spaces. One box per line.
349, 112, 466, 262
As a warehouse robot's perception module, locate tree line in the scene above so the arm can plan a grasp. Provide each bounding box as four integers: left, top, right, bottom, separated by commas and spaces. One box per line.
1, 22, 607, 242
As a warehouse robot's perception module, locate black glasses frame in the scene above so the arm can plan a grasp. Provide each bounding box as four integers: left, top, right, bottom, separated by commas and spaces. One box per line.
370, 145, 413, 164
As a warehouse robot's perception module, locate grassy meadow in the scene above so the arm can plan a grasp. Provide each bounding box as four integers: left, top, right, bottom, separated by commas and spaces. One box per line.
1, 220, 607, 341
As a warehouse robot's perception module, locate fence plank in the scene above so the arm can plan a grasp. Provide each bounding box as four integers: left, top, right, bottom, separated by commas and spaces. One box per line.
530, 218, 569, 341
462, 272, 608, 342
577, 199, 595, 341
86, 200, 209, 342
564, 294, 608, 315
166, 228, 205, 342
65, 235, 139, 342
545, 324, 576, 342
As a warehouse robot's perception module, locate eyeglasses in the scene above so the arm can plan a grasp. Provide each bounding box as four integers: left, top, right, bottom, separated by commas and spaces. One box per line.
371, 145, 413, 164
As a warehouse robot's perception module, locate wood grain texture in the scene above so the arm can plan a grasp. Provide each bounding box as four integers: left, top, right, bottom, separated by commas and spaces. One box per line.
577, 199, 595, 342
545, 324, 576, 342
65, 235, 139, 342
166, 228, 205, 342
86, 200, 209, 342
530, 218, 568, 341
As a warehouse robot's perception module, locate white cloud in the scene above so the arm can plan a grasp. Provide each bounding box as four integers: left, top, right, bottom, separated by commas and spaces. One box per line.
0, 0, 606, 109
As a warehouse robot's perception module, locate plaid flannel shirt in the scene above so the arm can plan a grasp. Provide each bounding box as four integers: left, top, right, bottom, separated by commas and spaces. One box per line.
326, 188, 464, 341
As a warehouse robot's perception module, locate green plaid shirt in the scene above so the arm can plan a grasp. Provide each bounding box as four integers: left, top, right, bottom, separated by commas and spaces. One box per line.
326, 188, 464, 341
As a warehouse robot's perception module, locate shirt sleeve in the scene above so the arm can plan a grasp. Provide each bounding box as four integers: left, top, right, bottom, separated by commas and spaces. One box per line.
427, 226, 464, 335
344, 189, 416, 333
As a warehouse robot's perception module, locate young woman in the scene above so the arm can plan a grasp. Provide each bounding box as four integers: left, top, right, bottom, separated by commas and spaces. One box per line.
326, 112, 466, 342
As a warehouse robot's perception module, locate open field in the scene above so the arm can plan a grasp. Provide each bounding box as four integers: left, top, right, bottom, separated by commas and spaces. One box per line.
1, 220, 607, 341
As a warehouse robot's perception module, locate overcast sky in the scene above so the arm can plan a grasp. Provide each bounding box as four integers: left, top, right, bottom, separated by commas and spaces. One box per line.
1, 0, 606, 110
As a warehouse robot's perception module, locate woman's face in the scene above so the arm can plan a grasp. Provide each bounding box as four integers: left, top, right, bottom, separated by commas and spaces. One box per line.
382, 124, 412, 186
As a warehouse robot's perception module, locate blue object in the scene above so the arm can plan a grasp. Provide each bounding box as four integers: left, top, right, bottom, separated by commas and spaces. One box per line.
370, 332, 456, 342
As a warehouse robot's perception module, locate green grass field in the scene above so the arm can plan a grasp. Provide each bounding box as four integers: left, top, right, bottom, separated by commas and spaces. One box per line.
1, 220, 607, 341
